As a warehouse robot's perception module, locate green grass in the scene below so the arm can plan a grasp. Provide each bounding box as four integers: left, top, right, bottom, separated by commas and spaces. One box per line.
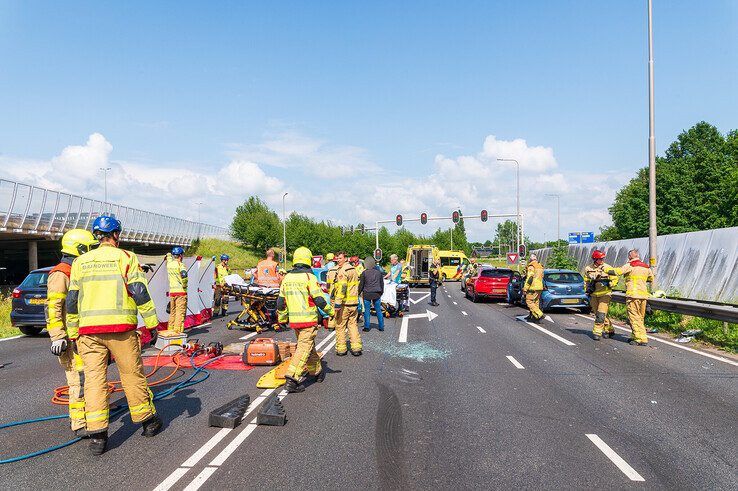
608, 302, 738, 353
186, 238, 290, 274
0, 295, 21, 339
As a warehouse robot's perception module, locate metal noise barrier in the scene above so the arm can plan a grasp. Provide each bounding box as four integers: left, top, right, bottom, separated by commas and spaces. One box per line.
610, 293, 738, 324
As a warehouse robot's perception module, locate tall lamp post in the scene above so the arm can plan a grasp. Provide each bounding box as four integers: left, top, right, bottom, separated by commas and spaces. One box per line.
195, 201, 203, 239
282, 192, 288, 269
545, 194, 561, 245
647, 0, 658, 285
497, 158, 520, 253
99, 167, 111, 212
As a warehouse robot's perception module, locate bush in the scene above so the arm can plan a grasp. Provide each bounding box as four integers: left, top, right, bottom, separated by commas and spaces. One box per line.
545, 245, 579, 270
0, 295, 21, 339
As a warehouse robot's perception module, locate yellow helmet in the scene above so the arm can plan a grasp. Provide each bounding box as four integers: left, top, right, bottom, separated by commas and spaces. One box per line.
326, 252, 335, 261
61, 229, 99, 257
293, 246, 313, 266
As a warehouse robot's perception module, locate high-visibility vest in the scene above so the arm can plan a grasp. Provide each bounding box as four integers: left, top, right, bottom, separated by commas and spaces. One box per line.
334, 263, 359, 306
525, 260, 544, 291
255, 258, 280, 287
215, 263, 230, 286
167, 254, 188, 296
607, 261, 654, 299
584, 262, 618, 297
327, 265, 339, 300
277, 270, 330, 328
46, 259, 72, 341
67, 244, 159, 336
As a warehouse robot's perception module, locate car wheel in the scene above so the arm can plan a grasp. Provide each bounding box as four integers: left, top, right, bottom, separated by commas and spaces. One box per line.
472, 290, 479, 303
465, 288, 470, 299
19, 326, 43, 336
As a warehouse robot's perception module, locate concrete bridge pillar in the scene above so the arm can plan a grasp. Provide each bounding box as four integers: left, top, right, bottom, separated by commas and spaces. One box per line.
28, 241, 38, 271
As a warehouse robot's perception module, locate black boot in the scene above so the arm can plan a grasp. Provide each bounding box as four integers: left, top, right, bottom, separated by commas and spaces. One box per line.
141, 415, 163, 437
88, 431, 108, 456
314, 370, 326, 383
285, 376, 305, 393
74, 428, 89, 439
350, 350, 362, 356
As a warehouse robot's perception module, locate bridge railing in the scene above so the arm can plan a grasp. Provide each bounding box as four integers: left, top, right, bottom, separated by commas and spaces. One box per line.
0, 178, 229, 246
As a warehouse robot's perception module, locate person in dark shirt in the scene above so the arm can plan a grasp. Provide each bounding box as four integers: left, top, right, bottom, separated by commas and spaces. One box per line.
358, 256, 385, 332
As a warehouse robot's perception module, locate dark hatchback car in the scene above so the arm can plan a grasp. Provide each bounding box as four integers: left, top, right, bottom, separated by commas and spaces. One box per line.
507, 268, 590, 313
10, 267, 52, 336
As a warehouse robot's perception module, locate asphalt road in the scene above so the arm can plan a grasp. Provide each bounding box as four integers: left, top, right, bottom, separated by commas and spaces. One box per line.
1, 285, 737, 490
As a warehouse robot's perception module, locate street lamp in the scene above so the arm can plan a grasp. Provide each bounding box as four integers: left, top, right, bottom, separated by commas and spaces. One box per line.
282, 192, 288, 269
497, 158, 520, 253
99, 167, 111, 212
195, 201, 203, 239
545, 194, 561, 245
647, 0, 658, 284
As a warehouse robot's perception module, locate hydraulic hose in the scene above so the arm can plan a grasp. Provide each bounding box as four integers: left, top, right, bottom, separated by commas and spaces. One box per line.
0, 347, 224, 465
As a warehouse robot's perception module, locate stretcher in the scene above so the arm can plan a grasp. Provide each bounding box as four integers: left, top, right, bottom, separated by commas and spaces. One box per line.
224, 284, 281, 333
378, 282, 410, 318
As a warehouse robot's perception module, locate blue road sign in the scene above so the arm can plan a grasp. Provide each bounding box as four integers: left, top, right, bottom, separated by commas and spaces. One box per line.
568, 233, 581, 244
581, 232, 595, 243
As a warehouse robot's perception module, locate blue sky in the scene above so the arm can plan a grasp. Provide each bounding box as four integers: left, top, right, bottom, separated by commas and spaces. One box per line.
1, 1, 736, 242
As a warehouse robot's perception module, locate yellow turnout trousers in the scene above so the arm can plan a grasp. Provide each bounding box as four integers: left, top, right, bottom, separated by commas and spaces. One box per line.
77, 331, 156, 432
590, 294, 613, 336
168, 296, 187, 333
626, 298, 648, 344
525, 291, 544, 320
285, 326, 322, 380
335, 306, 362, 353
59, 348, 86, 431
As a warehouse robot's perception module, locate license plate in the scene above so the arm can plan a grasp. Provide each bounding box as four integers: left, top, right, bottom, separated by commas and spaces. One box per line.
493, 289, 506, 294
28, 298, 46, 305
562, 298, 580, 304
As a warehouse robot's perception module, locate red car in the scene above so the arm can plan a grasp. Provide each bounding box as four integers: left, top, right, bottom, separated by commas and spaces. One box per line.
464, 267, 514, 303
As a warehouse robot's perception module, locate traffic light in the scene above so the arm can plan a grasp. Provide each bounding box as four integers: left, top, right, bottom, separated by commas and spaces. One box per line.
358, 223, 365, 234
396, 214, 403, 226
350, 225, 354, 234
481, 209, 488, 222
420, 212, 428, 225
452, 210, 460, 223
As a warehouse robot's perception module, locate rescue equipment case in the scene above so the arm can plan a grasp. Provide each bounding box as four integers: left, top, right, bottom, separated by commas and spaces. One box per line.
244, 338, 280, 366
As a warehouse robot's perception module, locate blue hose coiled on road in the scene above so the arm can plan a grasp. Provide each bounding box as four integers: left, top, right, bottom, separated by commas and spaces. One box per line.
0, 352, 223, 464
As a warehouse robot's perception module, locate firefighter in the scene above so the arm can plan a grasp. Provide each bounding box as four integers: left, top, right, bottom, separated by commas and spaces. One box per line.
324, 252, 336, 270
326, 257, 340, 330
213, 254, 230, 317
333, 251, 362, 356
166, 247, 188, 334
254, 248, 280, 288
47, 228, 99, 438
523, 253, 545, 323
584, 250, 618, 340
606, 250, 654, 346
277, 247, 335, 393
66, 216, 162, 455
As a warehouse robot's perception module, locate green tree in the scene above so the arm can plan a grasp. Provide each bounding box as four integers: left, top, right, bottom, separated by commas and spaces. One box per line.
231, 196, 281, 251
545, 245, 578, 270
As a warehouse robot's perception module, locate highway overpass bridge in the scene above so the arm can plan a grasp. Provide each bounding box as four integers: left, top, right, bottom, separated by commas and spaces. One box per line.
0, 179, 229, 284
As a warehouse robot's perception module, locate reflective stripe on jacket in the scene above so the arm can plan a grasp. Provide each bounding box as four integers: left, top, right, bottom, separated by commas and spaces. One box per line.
46, 259, 73, 341
255, 258, 280, 287
66, 244, 159, 335
606, 260, 654, 299
525, 260, 544, 291
277, 268, 334, 328
584, 262, 618, 297
327, 266, 339, 300
215, 263, 230, 286
334, 263, 359, 306
167, 254, 188, 296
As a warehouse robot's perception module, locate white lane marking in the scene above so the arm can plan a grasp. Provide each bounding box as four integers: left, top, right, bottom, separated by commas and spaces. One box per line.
199, 322, 212, 327
399, 309, 438, 343
157, 332, 336, 491
461, 311, 468, 316
574, 313, 738, 367
519, 317, 576, 346
506, 355, 525, 369
453, 301, 458, 305
409, 292, 430, 304
476, 326, 486, 333
239, 332, 259, 341
0, 334, 24, 342
586, 434, 645, 481
208, 421, 259, 466
544, 315, 554, 323
182, 466, 219, 491
447, 294, 452, 298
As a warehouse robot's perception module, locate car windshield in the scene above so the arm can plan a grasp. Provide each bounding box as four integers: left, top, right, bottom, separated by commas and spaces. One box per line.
19, 272, 48, 289
545, 272, 583, 284
480, 269, 512, 278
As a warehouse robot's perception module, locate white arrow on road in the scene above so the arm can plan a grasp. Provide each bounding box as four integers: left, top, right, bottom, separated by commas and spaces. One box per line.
399, 309, 438, 343
409, 292, 431, 304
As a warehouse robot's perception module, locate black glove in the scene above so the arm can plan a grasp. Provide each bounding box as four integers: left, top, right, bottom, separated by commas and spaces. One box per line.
50, 339, 68, 356
149, 328, 158, 346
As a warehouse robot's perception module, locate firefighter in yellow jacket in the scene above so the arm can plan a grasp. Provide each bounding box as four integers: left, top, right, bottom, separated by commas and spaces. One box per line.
277, 246, 334, 393
166, 247, 188, 333
47, 228, 99, 437
584, 250, 619, 340
606, 249, 655, 346
333, 251, 362, 356
523, 253, 545, 323
213, 254, 230, 317
325, 257, 340, 330
66, 216, 162, 455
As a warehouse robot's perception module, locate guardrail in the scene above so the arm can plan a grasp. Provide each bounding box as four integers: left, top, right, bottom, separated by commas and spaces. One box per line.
0, 178, 229, 246
611, 292, 738, 324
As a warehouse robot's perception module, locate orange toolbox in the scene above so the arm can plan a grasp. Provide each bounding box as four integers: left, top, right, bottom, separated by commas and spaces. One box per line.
244, 338, 281, 366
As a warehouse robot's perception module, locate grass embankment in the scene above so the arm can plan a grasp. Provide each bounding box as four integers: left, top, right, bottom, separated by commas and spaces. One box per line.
0, 295, 21, 339
187, 238, 290, 273
607, 302, 738, 353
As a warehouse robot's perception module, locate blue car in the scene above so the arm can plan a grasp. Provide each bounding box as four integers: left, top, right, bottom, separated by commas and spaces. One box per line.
10, 267, 52, 336
507, 269, 591, 313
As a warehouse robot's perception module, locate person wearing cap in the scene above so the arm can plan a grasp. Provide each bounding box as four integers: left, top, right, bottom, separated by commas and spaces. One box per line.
166, 246, 188, 334
584, 250, 618, 340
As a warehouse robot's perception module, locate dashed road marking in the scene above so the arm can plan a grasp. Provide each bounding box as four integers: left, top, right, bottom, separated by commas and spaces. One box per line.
239, 332, 259, 341
586, 434, 645, 481
476, 326, 486, 333
453, 301, 458, 305
574, 313, 738, 367
506, 355, 525, 369
461, 311, 467, 316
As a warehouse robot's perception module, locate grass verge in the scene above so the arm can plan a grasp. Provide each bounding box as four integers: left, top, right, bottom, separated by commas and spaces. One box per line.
0, 295, 21, 339
187, 238, 263, 273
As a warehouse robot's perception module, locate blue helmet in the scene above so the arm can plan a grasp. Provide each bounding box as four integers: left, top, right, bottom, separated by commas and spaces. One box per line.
92, 216, 122, 234
220, 254, 230, 261
172, 246, 184, 256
